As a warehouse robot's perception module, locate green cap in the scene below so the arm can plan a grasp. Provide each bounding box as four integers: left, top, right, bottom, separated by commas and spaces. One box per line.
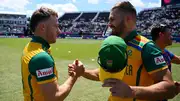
98, 35, 127, 73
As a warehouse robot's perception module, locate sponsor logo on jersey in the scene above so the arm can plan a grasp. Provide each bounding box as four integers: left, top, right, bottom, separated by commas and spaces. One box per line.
36, 67, 53, 78
154, 56, 166, 65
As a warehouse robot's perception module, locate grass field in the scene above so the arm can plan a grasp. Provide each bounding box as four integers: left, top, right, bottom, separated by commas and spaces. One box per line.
0, 38, 179, 101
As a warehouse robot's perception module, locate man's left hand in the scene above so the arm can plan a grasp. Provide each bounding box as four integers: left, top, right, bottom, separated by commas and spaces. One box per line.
102, 78, 135, 98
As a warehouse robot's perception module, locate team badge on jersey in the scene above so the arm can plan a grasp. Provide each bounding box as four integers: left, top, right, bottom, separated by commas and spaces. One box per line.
106, 60, 113, 67
127, 50, 132, 56
154, 56, 166, 65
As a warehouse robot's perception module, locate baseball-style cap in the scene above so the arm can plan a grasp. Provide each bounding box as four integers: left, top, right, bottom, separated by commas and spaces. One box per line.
98, 35, 128, 81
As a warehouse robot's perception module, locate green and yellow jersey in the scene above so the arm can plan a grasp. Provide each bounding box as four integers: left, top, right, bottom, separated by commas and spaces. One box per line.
21, 36, 58, 101
104, 31, 168, 101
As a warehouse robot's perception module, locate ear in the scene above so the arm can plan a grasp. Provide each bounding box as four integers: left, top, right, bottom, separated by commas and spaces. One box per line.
126, 15, 131, 21
159, 32, 164, 37
38, 23, 46, 32
124, 15, 132, 28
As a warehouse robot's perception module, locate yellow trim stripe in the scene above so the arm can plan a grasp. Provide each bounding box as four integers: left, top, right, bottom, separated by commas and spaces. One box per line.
37, 77, 57, 84
135, 35, 149, 43
129, 41, 144, 48
148, 66, 168, 74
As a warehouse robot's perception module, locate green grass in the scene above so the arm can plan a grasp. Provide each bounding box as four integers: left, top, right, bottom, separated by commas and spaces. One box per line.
0, 38, 179, 101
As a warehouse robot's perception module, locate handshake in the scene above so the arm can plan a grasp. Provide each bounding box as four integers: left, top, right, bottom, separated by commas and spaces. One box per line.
68, 59, 85, 78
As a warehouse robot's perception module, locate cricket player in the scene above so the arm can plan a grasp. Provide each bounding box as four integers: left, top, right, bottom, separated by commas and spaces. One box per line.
68, 1, 179, 101
21, 7, 84, 101
151, 24, 180, 101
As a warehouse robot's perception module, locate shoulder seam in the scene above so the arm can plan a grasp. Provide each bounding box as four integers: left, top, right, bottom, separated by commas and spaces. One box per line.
28, 50, 45, 74
127, 35, 150, 51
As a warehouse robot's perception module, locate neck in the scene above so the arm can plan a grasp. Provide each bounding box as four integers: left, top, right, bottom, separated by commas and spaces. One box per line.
120, 32, 128, 39
34, 30, 47, 42
120, 26, 136, 39
155, 40, 166, 51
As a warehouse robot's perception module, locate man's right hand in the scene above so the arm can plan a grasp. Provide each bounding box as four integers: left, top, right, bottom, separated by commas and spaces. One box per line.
175, 81, 180, 94
68, 59, 85, 77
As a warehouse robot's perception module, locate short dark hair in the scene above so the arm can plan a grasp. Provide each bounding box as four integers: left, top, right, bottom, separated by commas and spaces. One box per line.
151, 24, 170, 41
111, 1, 137, 18
30, 7, 58, 32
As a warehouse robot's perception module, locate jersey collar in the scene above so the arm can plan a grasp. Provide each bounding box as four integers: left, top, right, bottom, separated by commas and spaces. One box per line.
31, 36, 50, 50
124, 30, 138, 42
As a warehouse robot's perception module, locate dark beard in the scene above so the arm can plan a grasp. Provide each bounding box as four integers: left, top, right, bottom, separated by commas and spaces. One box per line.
110, 21, 125, 36
111, 31, 120, 36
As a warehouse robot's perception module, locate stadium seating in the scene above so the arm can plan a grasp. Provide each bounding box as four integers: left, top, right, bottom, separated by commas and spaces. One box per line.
1, 6, 179, 39
58, 11, 109, 36
58, 6, 180, 36
59, 12, 81, 32
0, 13, 27, 35
137, 6, 180, 35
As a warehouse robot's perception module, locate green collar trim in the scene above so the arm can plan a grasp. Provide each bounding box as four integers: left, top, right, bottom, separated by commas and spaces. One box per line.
124, 30, 138, 42
31, 36, 50, 50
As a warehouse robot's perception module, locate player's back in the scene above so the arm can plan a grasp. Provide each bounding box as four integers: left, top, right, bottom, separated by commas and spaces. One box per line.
21, 41, 46, 101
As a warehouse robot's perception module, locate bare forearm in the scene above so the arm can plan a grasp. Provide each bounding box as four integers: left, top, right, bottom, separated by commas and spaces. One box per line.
83, 69, 100, 81
56, 76, 78, 101
172, 56, 180, 64
131, 81, 176, 100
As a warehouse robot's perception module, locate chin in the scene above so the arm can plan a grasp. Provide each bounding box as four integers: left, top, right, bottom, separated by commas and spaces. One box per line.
52, 40, 56, 43
49, 40, 56, 44
167, 43, 172, 46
